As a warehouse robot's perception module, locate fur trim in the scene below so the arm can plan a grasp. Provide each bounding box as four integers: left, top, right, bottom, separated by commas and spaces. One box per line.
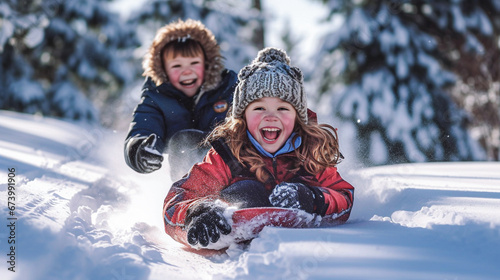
142, 19, 224, 91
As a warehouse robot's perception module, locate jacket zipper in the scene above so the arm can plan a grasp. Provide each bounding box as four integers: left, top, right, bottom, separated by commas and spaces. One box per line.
272, 157, 278, 179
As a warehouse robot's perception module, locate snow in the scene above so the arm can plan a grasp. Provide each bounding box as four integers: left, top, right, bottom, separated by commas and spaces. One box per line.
1, 110, 500, 280
369, 131, 387, 164
0, 2, 13, 42
7, 79, 45, 105
23, 27, 45, 48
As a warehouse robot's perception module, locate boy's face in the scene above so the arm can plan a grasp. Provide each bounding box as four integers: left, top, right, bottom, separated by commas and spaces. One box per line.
163, 52, 205, 97
244, 97, 297, 154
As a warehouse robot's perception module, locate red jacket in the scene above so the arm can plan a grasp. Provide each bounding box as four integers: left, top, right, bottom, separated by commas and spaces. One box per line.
163, 145, 355, 246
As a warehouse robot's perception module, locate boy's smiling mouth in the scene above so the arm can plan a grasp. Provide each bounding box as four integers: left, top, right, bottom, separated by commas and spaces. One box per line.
261, 127, 281, 142
180, 78, 197, 86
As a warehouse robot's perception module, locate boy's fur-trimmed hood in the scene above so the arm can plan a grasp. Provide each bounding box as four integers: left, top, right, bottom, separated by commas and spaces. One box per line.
142, 19, 224, 92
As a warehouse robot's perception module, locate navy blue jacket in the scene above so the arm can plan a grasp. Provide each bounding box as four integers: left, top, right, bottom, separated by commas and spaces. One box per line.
124, 69, 237, 170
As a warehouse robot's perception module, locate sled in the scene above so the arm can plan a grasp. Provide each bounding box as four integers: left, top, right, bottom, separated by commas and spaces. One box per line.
189, 207, 320, 251
231, 207, 319, 235
188, 207, 350, 251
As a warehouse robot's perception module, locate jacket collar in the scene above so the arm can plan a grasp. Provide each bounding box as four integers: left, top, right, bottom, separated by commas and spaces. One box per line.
156, 82, 199, 106
247, 130, 302, 158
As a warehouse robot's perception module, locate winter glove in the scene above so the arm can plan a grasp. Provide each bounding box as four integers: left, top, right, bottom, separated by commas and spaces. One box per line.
269, 182, 327, 215
185, 201, 232, 247
134, 134, 164, 173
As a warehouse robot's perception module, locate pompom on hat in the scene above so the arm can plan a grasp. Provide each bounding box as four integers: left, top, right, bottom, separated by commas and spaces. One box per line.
232, 47, 308, 123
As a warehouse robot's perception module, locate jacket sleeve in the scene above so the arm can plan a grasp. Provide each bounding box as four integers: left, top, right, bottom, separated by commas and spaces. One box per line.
124, 79, 168, 171
311, 167, 354, 223
125, 81, 168, 150
162, 148, 233, 245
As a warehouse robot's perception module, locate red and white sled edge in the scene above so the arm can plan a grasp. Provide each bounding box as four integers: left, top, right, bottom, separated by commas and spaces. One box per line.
191, 207, 322, 250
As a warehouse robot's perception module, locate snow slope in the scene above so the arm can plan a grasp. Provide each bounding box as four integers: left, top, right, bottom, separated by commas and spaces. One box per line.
1, 110, 499, 280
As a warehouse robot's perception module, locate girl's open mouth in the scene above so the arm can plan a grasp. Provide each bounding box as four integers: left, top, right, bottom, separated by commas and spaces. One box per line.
261, 128, 281, 141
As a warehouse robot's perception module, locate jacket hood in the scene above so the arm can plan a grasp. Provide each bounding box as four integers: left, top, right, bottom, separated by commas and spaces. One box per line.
142, 19, 224, 92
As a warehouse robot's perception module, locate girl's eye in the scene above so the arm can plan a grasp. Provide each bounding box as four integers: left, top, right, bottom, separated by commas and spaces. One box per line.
278, 107, 290, 111
171, 64, 181, 68
191, 61, 200, 65
253, 106, 264, 111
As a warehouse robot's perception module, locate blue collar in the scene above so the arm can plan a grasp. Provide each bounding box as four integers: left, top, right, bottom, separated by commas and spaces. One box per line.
247, 130, 302, 158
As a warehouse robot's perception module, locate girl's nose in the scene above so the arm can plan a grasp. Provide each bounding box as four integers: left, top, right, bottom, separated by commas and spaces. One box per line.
264, 111, 278, 121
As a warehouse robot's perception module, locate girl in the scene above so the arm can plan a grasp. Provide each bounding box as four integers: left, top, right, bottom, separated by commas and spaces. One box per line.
163, 47, 354, 248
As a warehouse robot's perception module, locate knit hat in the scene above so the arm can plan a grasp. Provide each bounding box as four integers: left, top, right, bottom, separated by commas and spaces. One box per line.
232, 47, 308, 123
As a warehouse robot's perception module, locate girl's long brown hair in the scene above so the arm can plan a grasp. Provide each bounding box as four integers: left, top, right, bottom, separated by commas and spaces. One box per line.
206, 111, 342, 183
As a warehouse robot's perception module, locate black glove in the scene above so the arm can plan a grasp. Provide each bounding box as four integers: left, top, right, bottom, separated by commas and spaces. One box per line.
185, 201, 232, 247
135, 134, 163, 173
269, 182, 327, 215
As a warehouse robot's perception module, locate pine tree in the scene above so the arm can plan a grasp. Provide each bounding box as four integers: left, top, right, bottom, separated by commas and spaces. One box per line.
311, 0, 498, 165
127, 0, 262, 72
430, 1, 500, 161
0, 0, 141, 123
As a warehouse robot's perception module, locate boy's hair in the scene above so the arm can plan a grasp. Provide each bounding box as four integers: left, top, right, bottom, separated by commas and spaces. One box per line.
162, 38, 205, 60
206, 114, 342, 183
142, 19, 223, 89
160, 39, 206, 71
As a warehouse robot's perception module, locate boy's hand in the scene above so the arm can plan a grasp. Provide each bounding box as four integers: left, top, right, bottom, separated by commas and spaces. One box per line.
136, 134, 163, 173
269, 182, 317, 214
185, 201, 231, 247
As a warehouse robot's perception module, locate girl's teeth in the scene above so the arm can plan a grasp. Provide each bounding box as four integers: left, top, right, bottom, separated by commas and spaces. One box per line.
262, 128, 280, 141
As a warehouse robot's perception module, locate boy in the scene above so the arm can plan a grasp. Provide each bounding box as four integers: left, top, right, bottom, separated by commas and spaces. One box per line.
124, 19, 237, 179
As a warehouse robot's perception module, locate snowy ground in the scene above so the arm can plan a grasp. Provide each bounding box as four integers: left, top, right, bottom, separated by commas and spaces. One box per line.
1, 109, 499, 280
